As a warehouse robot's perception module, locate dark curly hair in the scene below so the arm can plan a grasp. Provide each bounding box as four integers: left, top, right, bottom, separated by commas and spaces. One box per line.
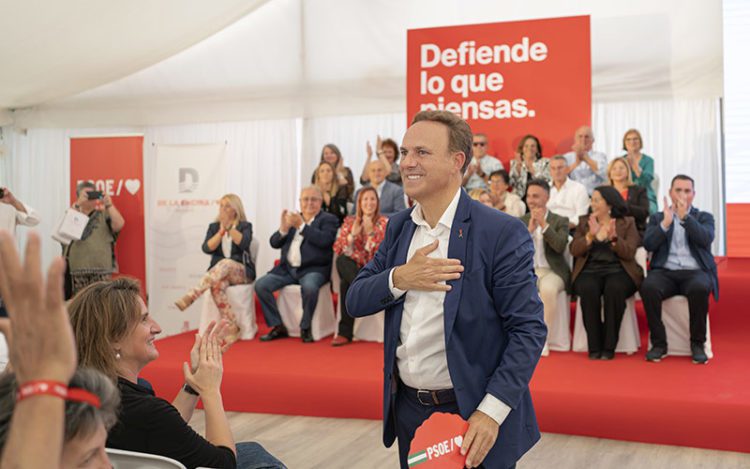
593, 185, 628, 218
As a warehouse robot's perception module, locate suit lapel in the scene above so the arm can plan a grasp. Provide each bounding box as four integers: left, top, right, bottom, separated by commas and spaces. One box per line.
444, 191, 471, 344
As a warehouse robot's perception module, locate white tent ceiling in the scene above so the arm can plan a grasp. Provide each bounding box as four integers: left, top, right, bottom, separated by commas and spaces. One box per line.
2, 0, 722, 128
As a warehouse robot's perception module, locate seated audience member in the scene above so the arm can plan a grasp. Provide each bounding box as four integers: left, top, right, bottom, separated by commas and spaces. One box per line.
521, 180, 571, 356
640, 175, 717, 364
63, 181, 125, 299
462, 132, 503, 190
607, 157, 649, 239
0, 369, 119, 468
509, 134, 551, 199
360, 136, 402, 186
548, 156, 590, 231
0, 230, 108, 468
69, 278, 286, 469
0, 186, 40, 318
468, 188, 495, 208
331, 187, 388, 346
352, 160, 405, 217
313, 144, 355, 202
255, 186, 339, 343
564, 126, 608, 195
174, 194, 254, 344
570, 186, 643, 360
488, 170, 526, 217
314, 161, 348, 224
623, 129, 657, 214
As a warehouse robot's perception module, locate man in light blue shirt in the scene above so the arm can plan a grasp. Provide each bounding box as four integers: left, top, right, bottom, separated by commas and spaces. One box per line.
640, 175, 717, 365
563, 126, 608, 195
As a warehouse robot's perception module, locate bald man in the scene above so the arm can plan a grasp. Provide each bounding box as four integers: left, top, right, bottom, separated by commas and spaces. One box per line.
352, 160, 406, 217
563, 126, 608, 195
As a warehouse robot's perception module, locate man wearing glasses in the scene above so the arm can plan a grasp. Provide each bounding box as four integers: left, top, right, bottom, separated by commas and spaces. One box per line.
256, 186, 340, 343
462, 133, 504, 191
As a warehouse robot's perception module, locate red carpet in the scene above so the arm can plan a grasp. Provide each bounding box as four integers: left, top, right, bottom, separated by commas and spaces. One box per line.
142, 257, 750, 453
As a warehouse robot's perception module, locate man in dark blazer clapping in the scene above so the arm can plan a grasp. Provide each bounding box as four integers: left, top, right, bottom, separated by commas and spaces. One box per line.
640, 174, 717, 364
256, 186, 339, 343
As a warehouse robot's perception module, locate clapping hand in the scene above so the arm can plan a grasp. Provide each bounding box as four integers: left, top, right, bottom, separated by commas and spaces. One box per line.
362, 214, 374, 234
366, 141, 373, 160
183, 320, 225, 396
351, 217, 363, 238
287, 211, 304, 229
587, 215, 601, 239
530, 208, 546, 229
0, 231, 76, 385
661, 196, 673, 229
280, 209, 292, 233
675, 195, 689, 220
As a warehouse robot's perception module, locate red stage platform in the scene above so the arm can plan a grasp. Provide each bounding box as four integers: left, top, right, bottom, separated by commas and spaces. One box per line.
142, 257, 750, 454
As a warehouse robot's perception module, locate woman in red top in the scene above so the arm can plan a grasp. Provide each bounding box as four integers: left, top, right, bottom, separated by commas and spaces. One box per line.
331, 187, 388, 346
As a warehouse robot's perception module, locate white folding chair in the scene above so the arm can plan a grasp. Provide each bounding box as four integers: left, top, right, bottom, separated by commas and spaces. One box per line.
199, 238, 260, 340
648, 296, 714, 358
278, 283, 336, 340
548, 291, 571, 351
573, 296, 641, 354
331, 254, 385, 343
107, 448, 186, 469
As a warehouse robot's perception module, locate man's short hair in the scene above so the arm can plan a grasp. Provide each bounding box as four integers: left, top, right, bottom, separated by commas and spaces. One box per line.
76, 181, 96, 197
551, 155, 568, 164
489, 169, 510, 185
671, 174, 695, 189
301, 185, 324, 199
411, 110, 473, 173
526, 178, 550, 195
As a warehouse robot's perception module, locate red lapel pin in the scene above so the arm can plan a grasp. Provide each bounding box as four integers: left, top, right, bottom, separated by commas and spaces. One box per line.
458, 228, 463, 239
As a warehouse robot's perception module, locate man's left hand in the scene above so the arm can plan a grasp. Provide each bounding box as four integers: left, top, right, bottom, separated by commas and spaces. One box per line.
288, 212, 304, 229
461, 410, 499, 468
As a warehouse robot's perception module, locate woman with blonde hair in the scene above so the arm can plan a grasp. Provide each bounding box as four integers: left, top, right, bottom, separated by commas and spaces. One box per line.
312, 144, 355, 202
607, 157, 650, 238
175, 194, 255, 343
313, 161, 348, 224
468, 188, 495, 208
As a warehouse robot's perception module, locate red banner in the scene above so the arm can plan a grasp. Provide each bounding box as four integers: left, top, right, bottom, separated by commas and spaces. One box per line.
407, 16, 591, 168
70, 136, 146, 294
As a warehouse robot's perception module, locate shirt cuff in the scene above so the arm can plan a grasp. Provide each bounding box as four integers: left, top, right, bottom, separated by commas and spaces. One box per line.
387, 268, 407, 299
477, 393, 512, 426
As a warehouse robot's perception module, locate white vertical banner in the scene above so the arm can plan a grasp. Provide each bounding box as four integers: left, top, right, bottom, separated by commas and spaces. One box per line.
150, 143, 226, 337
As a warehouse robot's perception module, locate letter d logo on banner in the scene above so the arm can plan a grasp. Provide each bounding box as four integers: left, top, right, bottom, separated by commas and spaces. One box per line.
179, 168, 199, 193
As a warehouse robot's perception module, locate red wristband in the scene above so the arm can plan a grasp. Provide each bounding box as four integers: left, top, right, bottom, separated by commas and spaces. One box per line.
16, 380, 101, 408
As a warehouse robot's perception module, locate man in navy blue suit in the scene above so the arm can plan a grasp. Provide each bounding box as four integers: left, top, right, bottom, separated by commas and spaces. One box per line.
346, 111, 547, 469
640, 174, 718, 364
255, 186, 339, 343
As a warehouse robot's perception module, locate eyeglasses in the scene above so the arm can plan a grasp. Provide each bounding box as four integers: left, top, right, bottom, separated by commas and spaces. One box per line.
300, 197, 322, 203
473, 142, 486, 147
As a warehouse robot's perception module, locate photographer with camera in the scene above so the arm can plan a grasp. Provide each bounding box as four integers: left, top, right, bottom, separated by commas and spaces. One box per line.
0, 186, 40, 318
62, 181, 125, 298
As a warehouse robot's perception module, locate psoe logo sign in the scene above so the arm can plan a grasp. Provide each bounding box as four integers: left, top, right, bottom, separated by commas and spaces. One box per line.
179, 168, 199, 193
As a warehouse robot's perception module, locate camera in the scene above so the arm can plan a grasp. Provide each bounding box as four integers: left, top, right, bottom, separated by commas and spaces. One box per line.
87, 190, 104, 200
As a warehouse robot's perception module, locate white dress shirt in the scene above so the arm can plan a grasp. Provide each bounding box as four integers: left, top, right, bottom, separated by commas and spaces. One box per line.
531, 211, 551, 269
285, 216, 315, 268
221, 230, 232, 259
548, 178, 590, 227
0, 202, 40, 234
388, 188, 511, 426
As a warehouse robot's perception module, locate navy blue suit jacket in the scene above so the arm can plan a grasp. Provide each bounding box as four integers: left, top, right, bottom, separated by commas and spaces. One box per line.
642, 207, 719, 300
201, 221, 255, 281
346, 190, 546, 469
268, 211, 339, 280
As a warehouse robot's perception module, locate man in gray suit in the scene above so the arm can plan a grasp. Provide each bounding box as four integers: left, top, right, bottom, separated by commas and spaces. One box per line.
353, 160, 406, 217
521, 179, 570, 356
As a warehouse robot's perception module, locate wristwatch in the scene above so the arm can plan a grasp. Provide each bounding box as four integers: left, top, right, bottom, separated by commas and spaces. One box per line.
182, 383, 199, 396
